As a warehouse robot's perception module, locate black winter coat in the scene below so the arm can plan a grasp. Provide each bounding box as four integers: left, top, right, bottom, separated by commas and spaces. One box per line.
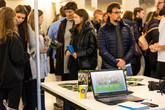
145, 19, 160, 71
55, 19, 67, 75
69, 21, 97, 70
0, 33, 24, 88
134, 17, 143, 36
98, 17, 135, 69
123, 19, 140, 42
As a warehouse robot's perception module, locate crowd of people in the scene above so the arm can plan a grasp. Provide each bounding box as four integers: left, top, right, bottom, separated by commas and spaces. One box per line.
0, 0, 165, 109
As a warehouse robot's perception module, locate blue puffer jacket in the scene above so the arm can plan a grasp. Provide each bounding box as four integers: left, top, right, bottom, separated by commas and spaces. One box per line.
98, 17, 135, 69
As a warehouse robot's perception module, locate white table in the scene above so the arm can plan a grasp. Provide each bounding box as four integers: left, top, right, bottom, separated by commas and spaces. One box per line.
41, 76, 165, 110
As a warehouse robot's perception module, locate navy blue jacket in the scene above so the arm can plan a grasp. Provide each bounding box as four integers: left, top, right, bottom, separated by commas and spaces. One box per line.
98, 17, 135, 69
123, 19, 140, 42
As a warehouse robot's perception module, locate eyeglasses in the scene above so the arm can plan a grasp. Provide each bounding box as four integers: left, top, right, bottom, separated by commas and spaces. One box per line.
65, 10, 74, 14
157, 2, 165, 5
111, 11, 123, 14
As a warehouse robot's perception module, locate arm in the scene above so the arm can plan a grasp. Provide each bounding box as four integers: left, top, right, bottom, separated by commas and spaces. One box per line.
122, 26, 135, 64
47, 23, 57, 39
149, 42, 165, 52
28, 24, 36, 56
9, 34, 24, 66
40, 45, 49, 54
133, 23, 140, 43
76, 30, 97, 58
98, 28, 118, 67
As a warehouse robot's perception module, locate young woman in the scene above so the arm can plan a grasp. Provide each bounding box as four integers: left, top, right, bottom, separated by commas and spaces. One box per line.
122, 10, 141, 75
15, 5, 34, 110
0, 7, 24, 110
66, 9, 97, 80
28, 9, 49, 110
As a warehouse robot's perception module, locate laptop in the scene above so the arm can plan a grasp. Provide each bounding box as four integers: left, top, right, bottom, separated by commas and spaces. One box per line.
90, 69, 143, 105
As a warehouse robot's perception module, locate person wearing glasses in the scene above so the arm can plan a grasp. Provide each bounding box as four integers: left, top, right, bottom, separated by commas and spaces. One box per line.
98, 2, 135, 73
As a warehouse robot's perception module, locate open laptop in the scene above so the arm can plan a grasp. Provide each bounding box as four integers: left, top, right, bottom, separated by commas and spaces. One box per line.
90, 69, 143, 105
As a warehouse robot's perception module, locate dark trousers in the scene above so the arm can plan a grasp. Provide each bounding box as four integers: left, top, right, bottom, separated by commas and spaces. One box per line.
132, 56, 141, 75
68, 58, 79, 80
22, 80, 34, 110
49, 49, 55, 73
144, 54, 151, 77
156, 61, 165, 79
0, 86, 22, 110
33, 79, 45, 110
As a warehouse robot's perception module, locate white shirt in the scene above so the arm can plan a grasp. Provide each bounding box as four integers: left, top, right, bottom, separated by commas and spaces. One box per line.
158, 17, 165, 62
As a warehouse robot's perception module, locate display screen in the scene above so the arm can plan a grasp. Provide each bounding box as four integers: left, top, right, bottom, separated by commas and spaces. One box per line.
91, 70, 127, 94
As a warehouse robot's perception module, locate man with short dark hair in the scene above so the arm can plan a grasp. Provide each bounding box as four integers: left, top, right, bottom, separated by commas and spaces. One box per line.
98, 2, 135, 71
134, 7, 144, 35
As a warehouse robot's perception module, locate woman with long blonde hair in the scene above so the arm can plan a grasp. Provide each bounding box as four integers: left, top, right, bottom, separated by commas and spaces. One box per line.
0, 7, 24, 110
28, 9, 49, 110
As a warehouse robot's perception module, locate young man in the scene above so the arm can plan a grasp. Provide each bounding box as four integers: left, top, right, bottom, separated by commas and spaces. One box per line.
55, 1, 77, 81
134, 7, 144, 35
98, 2, 135, 71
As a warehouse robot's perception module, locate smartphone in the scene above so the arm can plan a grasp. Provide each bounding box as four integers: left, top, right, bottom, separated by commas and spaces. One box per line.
141, 102, 158, 107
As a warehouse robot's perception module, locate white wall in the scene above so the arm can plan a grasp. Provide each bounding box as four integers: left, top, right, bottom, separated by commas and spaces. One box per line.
6, 0, 158, 32
6, 0, 55, 34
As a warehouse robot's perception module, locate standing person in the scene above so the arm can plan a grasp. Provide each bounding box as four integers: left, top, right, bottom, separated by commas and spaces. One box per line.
47, 6, 66, 110
15, 5, 33, 110
134, 7, 144, 36
98, 2, 135, 70
56, 1, 77, 81
149, 7, 165, 79
28, 9, 49, 110
91, 9, 103, 32
0, 7, 24, 110
66, 9, 97, 80
47, 6, 66, 74
143, 11, 162, 78
55, 3, 77, 109
122, 10, 140, 75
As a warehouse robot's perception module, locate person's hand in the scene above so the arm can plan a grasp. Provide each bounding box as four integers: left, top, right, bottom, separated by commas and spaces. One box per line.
66, 50, 71, 56
116, 58, 126, 69
149, 44, 157, 53
43, 45, 49, 53
40, 45, 49, 53
44, 36, 50, 41
149, 43, 160, 53
72, 53, 77, 59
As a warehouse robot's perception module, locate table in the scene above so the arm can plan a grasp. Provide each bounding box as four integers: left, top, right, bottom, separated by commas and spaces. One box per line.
41, 76, 165, 110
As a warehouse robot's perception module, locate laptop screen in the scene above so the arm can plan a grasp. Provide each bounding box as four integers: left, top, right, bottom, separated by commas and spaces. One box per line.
90, 70, 127, 94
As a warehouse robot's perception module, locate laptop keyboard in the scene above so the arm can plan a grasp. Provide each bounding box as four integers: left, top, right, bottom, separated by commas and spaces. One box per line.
98, 95, 128, 103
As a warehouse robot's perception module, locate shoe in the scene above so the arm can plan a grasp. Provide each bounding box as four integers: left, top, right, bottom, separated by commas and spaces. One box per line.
54, 103, 63, 110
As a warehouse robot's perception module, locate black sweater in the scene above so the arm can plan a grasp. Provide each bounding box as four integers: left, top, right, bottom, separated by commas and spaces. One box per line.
0, 33, 24, 88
